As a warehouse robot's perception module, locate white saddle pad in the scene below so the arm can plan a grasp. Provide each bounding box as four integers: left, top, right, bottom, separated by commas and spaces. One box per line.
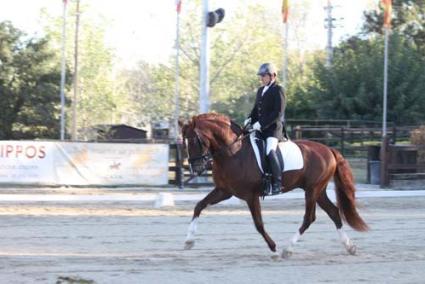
249, 132, 304, 173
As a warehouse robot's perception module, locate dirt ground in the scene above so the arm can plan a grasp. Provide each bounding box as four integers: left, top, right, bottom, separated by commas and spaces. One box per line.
0, 193, 424, 284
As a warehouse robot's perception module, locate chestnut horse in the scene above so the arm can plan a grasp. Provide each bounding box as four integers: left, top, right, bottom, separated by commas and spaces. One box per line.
182, 113, 368, 258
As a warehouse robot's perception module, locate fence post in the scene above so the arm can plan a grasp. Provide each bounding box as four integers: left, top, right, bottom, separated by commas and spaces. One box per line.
340, 127, 345, 155
392, 125, 397, 144
175, 143, 184, 189
295, 126, 302, 140
380, 136, 390, 187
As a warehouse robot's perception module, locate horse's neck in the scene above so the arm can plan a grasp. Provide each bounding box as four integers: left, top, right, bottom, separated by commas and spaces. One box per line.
212, 135, 252, 165
209, 129, 237, 152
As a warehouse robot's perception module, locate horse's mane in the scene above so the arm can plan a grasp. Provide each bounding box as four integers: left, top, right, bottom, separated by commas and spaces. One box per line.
194, 113, 230, 125
188, 113, 243, 147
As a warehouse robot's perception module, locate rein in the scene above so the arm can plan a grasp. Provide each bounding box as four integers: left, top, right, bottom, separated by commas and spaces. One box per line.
210, 130, 251, 159
187, 127, 252, 166
183, 118, 254, 181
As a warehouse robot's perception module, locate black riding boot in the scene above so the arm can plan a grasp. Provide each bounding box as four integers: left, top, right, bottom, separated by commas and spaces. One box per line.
268, 150, 282, 195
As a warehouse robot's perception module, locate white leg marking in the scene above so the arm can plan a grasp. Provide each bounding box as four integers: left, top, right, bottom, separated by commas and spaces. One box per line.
282, 231, 301, 258
184, 218, 198, 250
186, 218, 198, 241
337, 228, 350, 246
337, 228, 356, 255
271, 245, 280, 261
290, 231, 301, 246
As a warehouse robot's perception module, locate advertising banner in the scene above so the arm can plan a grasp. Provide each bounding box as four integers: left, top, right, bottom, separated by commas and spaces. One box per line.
0, 141, 169, 186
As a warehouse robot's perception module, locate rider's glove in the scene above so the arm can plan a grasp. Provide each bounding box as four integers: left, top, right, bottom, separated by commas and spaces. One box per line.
243, 118, 251, 127
252, 121, 261, 131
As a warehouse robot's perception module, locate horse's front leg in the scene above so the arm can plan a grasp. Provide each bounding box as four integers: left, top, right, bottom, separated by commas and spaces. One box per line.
247, 195, 278, 258
184, 187, 232, 250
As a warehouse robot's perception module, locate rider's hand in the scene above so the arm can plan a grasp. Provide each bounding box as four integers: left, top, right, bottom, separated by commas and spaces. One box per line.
252, 122, 261, 131
243, 118, 251, 127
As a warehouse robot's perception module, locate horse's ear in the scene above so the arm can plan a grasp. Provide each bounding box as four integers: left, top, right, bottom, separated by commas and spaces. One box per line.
179, 121, 187, 137
178, 118, 185, 129
230, 120, 243, 135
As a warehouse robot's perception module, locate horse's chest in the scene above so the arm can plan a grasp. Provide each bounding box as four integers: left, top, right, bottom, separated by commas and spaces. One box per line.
213, 162, 258, 190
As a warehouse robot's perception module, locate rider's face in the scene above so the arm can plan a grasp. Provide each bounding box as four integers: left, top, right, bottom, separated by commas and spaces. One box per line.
259, 74, 271, 86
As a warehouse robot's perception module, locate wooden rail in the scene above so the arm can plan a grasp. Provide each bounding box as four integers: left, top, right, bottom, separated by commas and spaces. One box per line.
168, 124, 424, 187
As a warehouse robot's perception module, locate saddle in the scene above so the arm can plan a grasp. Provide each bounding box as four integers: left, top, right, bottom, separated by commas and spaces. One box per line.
249, 132, 304, 196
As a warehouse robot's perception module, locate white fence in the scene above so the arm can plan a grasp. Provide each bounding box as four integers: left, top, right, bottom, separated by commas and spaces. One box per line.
0, 141, 169, 186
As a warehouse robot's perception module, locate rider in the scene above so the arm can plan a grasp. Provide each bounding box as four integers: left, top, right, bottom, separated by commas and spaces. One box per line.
244, 63, 286, 195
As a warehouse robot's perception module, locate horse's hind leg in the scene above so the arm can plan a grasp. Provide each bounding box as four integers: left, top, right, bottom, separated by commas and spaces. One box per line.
247, 196, 278, 258
184, 187, 232, 250
317, 190, 357, 255
282, 189, 317, 258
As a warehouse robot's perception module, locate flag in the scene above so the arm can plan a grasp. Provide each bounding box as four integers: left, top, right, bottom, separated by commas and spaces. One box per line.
381, 0, 392, 28
176, 0, 182, 14
281, 0, 289, 23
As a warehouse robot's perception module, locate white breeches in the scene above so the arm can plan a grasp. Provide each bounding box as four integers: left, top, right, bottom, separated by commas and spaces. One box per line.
266, 137, 279, 155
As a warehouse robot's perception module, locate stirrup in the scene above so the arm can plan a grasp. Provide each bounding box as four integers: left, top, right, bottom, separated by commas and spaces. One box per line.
271, 183, 281, 195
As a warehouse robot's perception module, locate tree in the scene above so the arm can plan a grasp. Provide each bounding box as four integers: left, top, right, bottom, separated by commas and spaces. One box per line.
309, 34, 425, 125
203, 5, 280, 122
119, 61, 175, 127
40, 2, 129, 137
0, 21, 69, 139
363, 0, 425, 53
127, 1, 285, 125
284, 50, 324, 120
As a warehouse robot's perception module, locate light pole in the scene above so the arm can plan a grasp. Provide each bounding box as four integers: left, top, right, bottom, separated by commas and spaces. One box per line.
59, 0, 68, 140
199, 0, 210, 113
72, 0, 80, 141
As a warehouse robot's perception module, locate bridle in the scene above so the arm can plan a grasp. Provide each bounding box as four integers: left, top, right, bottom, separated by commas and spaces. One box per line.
184, 126, 252, 175
186, 129, 213, 168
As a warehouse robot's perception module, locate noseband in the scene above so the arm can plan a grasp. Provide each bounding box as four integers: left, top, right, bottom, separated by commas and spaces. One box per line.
186, 131, 213, 166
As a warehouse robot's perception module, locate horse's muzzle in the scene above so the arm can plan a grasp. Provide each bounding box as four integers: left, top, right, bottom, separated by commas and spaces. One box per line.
189, 162, 206, 176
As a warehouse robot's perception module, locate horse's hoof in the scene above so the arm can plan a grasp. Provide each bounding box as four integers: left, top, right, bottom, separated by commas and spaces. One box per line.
184, 240, 195, 250
271, 251, 280, 261
281, 248, 293, 259
347, 244, 357, 255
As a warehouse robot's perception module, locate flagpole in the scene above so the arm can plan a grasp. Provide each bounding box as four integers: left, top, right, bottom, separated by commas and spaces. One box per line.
59, 0, 67, 140
281, 0, 289, 88
174, 1, 184, 190
381, 24, 390, 187
282, 22, 289, 88
72, 0, 80, 141
174, 1, 181, 141
382, 27, 389, 138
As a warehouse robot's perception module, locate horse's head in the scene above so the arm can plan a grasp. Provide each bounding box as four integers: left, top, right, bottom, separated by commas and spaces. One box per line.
181, 118, 212, 175
181, 113, 243, 175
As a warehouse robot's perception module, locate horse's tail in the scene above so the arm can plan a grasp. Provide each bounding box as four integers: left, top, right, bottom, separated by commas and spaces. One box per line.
331, 148, 369, 232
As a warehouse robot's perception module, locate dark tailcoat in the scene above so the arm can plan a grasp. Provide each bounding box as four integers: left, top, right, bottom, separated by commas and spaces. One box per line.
249, 81, 286, 140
